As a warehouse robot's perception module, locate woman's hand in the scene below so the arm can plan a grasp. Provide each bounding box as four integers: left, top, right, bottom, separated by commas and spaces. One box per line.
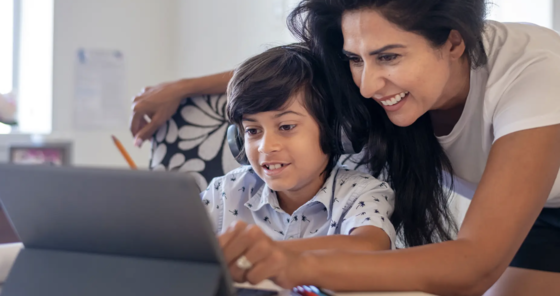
130, 80, 188, 146
218, 221, 307, 289
130, 71, 233, 147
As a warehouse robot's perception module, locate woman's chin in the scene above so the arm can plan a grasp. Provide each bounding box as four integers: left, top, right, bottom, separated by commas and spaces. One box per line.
387, 112, 421, 128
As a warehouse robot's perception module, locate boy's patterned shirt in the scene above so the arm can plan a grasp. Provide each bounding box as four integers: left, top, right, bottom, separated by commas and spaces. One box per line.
201, 165, 397, 249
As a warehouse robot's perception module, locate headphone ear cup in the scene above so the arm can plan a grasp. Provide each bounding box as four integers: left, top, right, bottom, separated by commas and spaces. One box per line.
226, 125, 250, 165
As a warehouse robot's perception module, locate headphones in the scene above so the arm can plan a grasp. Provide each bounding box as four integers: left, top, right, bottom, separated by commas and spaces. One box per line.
226, 124, 362, 165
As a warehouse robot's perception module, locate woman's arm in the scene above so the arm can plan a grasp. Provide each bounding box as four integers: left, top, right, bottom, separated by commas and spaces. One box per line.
130, 71, 233, 144
218, 222, 390, 284
294, 125, 560, 295
221, 125, 560, 295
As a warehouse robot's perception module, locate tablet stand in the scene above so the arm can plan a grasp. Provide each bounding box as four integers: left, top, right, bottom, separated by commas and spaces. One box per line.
1, 248, 233, 296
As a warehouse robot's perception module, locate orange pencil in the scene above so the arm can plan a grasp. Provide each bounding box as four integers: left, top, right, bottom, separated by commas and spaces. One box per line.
111, 135, 138, 170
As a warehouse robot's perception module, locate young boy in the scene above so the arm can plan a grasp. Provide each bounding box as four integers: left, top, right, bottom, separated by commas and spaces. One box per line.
201, 44, 396, 251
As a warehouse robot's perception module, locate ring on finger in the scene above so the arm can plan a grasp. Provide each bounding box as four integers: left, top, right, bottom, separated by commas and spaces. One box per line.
236, 255, 253, 270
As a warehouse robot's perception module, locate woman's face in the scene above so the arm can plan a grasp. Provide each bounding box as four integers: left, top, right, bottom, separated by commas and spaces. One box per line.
341, 9, 464, 127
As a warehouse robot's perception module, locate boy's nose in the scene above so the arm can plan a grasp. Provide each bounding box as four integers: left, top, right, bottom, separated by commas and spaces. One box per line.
257, 132, 281, 154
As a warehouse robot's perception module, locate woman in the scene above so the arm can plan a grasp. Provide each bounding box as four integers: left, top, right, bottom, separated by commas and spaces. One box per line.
130, 1, 560, 295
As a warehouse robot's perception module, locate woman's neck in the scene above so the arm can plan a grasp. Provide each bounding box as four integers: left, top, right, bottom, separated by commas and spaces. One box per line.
276, 172, 328, 215
430, 58, 471, 137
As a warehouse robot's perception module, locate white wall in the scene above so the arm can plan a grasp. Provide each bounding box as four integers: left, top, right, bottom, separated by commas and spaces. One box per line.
52, 0, 179, 133
487, 0, 553, 28
47, 0, 180, 168
175, 0, 295, 77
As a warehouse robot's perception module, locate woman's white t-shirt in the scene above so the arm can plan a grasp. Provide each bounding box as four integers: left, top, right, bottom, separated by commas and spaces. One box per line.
438, 21, 560, 208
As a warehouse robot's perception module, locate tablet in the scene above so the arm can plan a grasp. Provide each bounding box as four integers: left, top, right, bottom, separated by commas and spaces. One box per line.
0, 164, 243, 296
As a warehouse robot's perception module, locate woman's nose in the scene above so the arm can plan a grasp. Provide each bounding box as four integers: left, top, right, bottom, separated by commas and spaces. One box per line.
359, 66, 385, 99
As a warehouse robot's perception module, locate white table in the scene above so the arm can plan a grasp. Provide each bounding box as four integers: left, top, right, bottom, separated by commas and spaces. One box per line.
0, 243, 433, 296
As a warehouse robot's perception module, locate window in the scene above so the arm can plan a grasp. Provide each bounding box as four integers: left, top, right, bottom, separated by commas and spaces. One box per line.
0, 0, 14, 95
487, 0, 554, 29
0, 0, 53, 135
0, 0, 15, 134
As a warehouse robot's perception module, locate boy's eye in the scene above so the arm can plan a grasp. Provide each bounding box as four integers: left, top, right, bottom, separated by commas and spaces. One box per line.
245, 128, 260, 135
279, 124, 296, 131
378, 54, 399, 62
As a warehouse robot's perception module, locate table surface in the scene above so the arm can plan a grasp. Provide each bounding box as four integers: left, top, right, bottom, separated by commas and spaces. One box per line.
0, 243, 433, 296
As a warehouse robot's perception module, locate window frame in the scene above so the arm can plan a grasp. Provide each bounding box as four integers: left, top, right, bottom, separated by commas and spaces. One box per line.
12, 0, 21, 97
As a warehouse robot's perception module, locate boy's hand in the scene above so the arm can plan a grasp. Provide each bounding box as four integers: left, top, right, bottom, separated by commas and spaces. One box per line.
218, 221, 305, 288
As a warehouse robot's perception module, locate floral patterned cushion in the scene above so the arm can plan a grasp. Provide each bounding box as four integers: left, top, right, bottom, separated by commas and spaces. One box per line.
149, 94, 365, 190
150, 94, 240, 190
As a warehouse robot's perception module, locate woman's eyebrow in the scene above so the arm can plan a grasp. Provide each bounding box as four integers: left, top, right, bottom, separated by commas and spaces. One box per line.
342, 44, 405, 57
369, 44, 405, 55
342, 49, 359, 57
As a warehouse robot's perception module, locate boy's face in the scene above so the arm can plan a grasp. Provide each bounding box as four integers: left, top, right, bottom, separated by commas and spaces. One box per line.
241, 91, 329, 194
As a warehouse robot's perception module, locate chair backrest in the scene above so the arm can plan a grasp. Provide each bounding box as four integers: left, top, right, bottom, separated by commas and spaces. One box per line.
149, 95, 240, 190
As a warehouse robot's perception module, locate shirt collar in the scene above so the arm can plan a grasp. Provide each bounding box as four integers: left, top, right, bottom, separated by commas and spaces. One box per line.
310, 166, 340, 218
244, 166, 341, 217
244, 184, 282, 212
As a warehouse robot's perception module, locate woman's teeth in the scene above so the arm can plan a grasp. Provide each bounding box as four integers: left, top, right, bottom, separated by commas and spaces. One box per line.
381, 91, 409, 106
265, 164, 284, 170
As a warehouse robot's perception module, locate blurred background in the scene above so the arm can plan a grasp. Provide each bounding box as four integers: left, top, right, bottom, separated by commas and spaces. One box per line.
0, 0, 558, 168
0, 0, 301, 168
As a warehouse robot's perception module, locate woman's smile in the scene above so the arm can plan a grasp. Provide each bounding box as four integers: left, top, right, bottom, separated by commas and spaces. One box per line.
374, 91, 409, 112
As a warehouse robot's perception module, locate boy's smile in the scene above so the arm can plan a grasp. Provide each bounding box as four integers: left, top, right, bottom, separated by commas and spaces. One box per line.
261, 162, 290, 176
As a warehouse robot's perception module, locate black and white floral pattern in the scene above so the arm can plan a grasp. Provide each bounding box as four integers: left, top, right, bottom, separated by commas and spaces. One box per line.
150, 94, 240, 189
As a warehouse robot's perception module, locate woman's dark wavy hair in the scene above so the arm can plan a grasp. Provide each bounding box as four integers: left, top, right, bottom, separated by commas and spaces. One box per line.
288, 0, 487, 247
226, 43, 342, 176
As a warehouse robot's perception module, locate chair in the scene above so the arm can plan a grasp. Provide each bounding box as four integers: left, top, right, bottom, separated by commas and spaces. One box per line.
149, 94, 240, 190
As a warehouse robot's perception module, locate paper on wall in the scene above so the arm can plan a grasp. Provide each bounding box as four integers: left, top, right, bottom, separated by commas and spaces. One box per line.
73, 48, 127, 130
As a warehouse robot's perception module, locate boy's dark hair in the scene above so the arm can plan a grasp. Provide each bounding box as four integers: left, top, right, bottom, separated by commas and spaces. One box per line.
226, 43, 341, 175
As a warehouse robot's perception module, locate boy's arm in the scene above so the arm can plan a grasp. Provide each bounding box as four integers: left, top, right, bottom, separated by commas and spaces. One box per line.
200, 177, 225, 234
277, 226, 390, 253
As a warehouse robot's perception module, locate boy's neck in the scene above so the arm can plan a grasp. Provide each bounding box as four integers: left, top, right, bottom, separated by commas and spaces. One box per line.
276, 172, 328, 216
